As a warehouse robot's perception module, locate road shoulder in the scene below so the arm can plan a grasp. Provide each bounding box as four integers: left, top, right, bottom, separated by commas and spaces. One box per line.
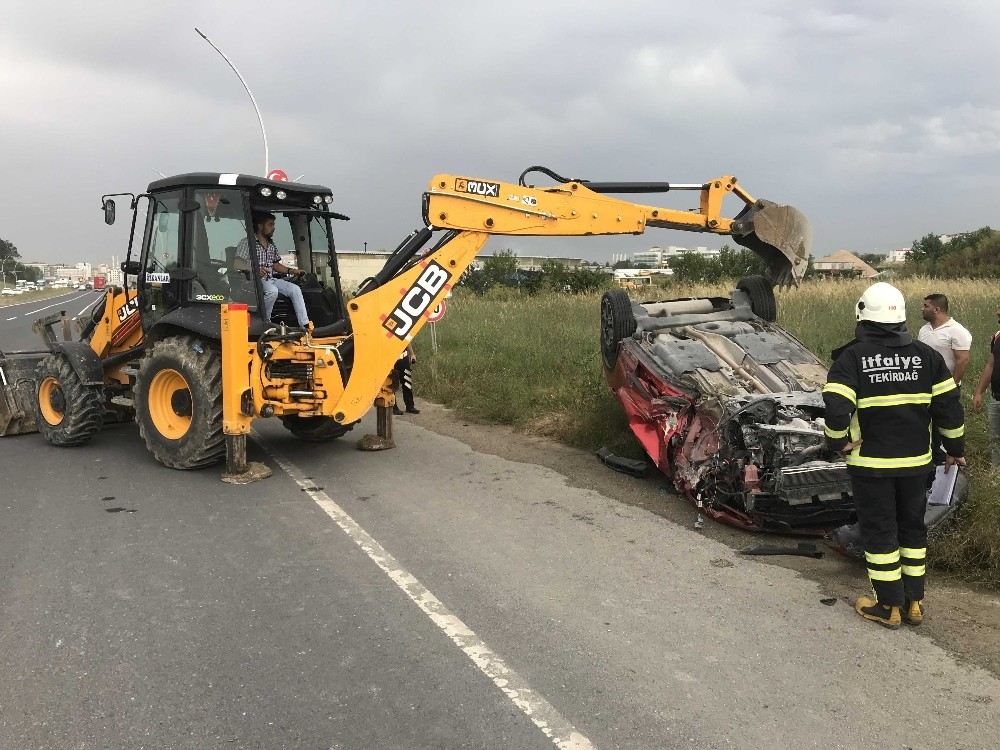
409, 400, 1000, 679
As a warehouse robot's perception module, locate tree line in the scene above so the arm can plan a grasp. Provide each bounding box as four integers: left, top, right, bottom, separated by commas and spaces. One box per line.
0, 235, 42, 283
459, 250, 609, 294
901, 227, 999, 278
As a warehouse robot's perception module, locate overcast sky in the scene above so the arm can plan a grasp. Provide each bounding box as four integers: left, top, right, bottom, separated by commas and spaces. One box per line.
2, 1, 999, 266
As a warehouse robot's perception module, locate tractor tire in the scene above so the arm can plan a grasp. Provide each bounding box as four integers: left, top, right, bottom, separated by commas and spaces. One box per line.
35, 354, 104, 446
600, 289, 637, 370
737, 275, 777, 322
135, 336, 224, 469
280, 415, 353, 442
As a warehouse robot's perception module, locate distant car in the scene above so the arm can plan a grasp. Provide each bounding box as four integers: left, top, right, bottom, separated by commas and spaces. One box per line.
1, 288, 16, 296
600, 278, 966, 540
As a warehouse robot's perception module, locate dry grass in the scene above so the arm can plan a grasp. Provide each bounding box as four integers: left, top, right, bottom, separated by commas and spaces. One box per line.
413, 278, 1000, 587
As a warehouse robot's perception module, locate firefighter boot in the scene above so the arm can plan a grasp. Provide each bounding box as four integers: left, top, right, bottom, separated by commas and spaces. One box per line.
855, 595, 901, 629
903, 600, 924, 626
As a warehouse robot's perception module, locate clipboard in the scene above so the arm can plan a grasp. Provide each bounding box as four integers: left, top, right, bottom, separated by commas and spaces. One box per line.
928, 464, 959, 507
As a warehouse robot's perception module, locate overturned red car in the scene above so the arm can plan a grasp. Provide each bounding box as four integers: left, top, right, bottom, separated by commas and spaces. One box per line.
600, 277, 966, 539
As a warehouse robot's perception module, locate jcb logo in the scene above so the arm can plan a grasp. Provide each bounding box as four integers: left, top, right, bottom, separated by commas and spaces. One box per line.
116, 298, 139, 322
382, 261, 451, 339
455, 178, 500, 198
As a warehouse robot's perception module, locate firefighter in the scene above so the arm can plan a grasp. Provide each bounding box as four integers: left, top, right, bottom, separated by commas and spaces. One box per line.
823, 282, 965, 629
392, 343, 419, 416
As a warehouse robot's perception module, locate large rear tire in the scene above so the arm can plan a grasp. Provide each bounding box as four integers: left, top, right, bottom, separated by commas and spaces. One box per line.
135, 336, 224, 469
600, 289, 637, 370
35, 354, 104, 446
280, 415, 353, 442
736, 275, 777, 322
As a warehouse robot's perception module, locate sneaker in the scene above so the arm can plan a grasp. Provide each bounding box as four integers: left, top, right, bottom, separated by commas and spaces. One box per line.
903, 599, 924, 626
854, 595, 901, 629
392, 406, 404, 416
405, 407, 421, 414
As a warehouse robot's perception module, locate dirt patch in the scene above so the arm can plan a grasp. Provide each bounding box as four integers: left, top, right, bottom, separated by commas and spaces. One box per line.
410, 401, 1000, 678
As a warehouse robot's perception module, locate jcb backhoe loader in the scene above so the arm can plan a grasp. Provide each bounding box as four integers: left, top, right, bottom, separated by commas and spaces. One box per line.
0, 166, 810, 481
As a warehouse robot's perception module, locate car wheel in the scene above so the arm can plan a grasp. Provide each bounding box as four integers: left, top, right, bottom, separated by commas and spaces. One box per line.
135, 336, 224, 469
600, 289, 637, 370
280, 415, 353, 442
737, 275, 777, 322
35, 354, 104, 446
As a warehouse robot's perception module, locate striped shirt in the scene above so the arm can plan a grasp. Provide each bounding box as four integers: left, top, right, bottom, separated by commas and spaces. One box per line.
235, 237, 281, 278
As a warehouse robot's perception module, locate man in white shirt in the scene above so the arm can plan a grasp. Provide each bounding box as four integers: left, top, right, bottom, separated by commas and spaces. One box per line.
918, 293, 972, 384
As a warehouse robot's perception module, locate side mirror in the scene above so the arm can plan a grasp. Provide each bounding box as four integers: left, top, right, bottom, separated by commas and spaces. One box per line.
121, 260, 141, 275
103, 199, 116, 226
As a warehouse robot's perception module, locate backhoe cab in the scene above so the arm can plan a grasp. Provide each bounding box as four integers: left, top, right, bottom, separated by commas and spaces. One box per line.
2, 167, 810, 484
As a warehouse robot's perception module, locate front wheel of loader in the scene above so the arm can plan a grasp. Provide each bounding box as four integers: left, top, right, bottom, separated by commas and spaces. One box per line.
135, 336, 224, 469
280, 415, 353, 442
35, 354, 104, 446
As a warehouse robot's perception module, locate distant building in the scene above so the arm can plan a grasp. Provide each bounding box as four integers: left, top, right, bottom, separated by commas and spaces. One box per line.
613, 268, 673, 287
631, 249, 664, 267
812, 250, 879, 279
467, 254, 586, 272
885, 247, 911, 264
630, 245, 719, 268
54, 262, 92, 283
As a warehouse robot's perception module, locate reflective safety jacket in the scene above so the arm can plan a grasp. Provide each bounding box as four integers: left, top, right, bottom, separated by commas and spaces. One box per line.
823, 323, 965, 477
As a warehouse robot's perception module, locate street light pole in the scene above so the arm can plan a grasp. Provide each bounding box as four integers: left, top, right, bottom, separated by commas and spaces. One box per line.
195, 27, 269, 176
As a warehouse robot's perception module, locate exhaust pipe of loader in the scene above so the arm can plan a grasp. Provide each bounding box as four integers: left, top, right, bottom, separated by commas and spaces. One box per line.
730, 200, 812, 287
0, 349, 47, 436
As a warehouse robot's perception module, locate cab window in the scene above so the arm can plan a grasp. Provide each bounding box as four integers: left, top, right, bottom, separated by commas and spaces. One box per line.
189, 189, 257, 308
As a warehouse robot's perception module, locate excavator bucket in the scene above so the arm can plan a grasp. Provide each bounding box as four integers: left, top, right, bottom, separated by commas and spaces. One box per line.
730, 200, 811, 287
0, 349, 44, 436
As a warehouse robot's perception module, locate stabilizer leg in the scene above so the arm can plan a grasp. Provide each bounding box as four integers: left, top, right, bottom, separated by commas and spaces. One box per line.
221, 434, 272, 484
359, 398, 396, 451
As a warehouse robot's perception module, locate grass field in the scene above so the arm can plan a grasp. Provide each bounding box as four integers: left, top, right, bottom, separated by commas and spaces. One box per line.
412, 278, 1000, 587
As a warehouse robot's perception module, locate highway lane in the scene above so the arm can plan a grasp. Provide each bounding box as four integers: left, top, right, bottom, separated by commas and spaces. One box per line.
0, 289, 102, 351
2, 302, 1000, 748
0, 423, 555, 750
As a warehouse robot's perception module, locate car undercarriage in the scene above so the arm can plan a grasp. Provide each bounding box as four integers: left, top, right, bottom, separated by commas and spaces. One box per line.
600, 278, 965, 540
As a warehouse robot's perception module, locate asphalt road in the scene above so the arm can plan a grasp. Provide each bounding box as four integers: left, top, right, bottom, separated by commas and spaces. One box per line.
0, 289, 103, 350
2, 301, 1000, 749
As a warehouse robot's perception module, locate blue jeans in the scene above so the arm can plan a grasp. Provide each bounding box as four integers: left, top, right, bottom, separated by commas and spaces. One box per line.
261, 277, 309, 327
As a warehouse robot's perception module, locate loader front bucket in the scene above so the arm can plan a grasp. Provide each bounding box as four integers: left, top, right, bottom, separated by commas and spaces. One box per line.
731, 199, 811, 287
0, 349, 46, 436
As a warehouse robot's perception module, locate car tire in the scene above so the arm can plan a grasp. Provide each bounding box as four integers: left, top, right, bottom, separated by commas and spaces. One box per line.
280, 415, 353, 442
135, 336, 224, 469
737, 275, 777, 322
35, 354, 104, 446
600, 289, 637, 370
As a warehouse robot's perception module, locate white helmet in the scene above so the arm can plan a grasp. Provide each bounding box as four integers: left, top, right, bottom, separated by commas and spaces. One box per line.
856, 282, 906, 323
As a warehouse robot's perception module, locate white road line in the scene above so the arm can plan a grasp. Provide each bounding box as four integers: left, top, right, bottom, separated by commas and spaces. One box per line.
26, 292, 91, 316
0, 290, 80, 309
256, 435, 598, 750
77, 296, 101, 315
5, 316, 15, 321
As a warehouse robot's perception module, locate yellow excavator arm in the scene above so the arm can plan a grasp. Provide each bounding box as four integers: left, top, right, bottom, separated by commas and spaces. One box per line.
424, 169, 810, 285
331, 169, 810, 424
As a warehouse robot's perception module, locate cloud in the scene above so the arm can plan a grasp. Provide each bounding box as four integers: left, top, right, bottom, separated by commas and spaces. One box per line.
1, 1, 999, 264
